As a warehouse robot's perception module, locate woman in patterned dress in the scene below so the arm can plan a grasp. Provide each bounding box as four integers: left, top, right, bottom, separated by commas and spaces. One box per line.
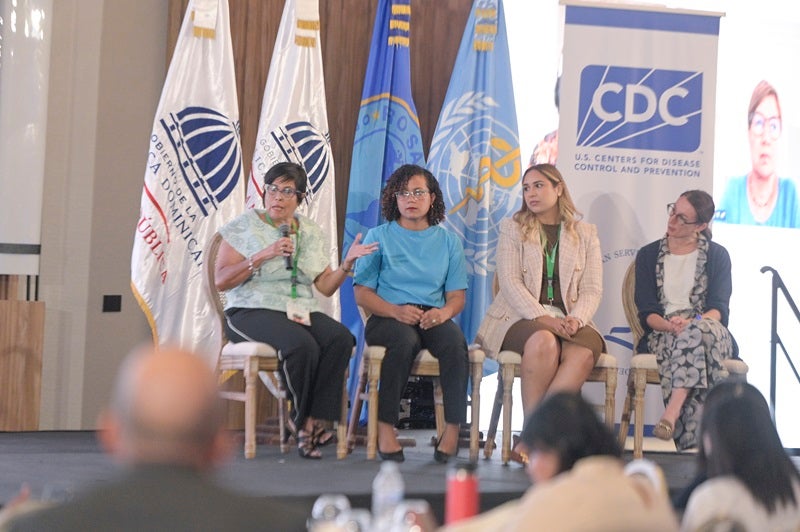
634, 190, 735, 450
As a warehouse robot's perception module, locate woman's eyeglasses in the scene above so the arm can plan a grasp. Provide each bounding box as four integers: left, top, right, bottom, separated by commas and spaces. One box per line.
265, 184, 299, 199
667, 203, 699, 225
395, 189, 430, 200
750, 113, 781, 141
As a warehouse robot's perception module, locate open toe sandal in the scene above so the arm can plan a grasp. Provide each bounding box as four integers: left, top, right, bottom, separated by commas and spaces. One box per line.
312, 422, 336, 447
297, 429, 322, 459
509, 435, 529, 466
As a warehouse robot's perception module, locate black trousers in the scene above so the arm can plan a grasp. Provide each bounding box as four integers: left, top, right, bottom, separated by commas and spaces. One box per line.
224, 307, 353, 427
364, 315, 468, 426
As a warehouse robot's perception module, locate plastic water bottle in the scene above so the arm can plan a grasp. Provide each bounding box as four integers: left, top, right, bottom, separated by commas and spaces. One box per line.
371, 461, 405, 530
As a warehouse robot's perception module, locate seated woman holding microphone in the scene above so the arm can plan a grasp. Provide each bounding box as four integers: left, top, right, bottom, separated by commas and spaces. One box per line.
476, 163, 604, 465
214, 162, 377, 459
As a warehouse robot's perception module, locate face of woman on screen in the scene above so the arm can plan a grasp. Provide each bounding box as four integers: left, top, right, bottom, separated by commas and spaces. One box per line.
396, 174, 433, 226
263, 176, 300, 226
749, 94, 781, 181
522, 169, 562, 224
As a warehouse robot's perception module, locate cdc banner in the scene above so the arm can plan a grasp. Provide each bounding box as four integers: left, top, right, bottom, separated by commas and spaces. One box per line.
559, 3, 722, 435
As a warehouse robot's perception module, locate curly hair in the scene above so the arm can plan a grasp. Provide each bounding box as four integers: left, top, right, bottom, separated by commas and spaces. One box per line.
513, 163, 582, 243
381, 164, 446, 225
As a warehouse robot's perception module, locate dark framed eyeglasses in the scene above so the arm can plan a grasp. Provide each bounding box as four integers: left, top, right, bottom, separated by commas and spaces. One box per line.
667, 203, 700, 225
265, 184, 300, 199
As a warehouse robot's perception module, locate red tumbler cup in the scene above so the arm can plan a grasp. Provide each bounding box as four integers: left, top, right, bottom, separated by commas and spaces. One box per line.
445, 463, 479, 524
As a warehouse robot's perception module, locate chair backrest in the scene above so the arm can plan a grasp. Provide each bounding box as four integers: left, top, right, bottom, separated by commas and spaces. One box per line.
622, 261, 644, 351
203, 232, 229, 345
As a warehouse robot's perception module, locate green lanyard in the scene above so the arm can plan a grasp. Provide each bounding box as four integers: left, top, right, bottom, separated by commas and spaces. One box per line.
544, 226, 560, 304
264, 212, 302, 299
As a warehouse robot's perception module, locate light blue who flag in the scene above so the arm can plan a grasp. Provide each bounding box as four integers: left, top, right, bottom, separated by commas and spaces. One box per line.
427, 0, 522, 367
340, 0, 424, 421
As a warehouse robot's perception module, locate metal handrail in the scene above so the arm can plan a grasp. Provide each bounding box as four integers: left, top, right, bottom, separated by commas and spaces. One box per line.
759, 266, 800, 423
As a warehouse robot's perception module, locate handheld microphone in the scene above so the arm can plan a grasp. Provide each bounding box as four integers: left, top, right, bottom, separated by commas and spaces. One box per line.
279, 224, 293, 270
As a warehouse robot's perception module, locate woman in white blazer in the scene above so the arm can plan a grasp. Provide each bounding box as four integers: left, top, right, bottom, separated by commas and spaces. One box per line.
476, 164, 604, 462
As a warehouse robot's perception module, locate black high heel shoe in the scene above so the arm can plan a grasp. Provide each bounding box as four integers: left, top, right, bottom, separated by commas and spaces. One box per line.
378, 448, 405, 462
433, 436, 457, 464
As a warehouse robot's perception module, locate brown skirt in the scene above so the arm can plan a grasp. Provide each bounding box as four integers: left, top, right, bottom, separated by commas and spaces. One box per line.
501, 318, 605, 363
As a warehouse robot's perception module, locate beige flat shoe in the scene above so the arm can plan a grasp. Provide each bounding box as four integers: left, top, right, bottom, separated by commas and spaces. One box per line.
652, 419, 674, 441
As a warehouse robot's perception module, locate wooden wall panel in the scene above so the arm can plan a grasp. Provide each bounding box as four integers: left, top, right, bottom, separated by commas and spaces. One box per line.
0, 300, 45, 430
166, 0, 470, 245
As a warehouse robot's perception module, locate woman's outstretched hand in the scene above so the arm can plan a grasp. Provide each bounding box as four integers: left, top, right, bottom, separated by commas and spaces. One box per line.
341, 233, 378, 271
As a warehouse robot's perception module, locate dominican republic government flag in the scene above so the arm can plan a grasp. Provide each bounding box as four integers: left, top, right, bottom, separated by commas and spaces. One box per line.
341, 0, 424, 420
245, 0, 339, 318
427, 0, 521, 354
131, 0, 243, 365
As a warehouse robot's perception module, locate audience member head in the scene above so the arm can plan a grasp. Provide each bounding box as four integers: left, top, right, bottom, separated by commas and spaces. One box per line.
380, 164, 445, 225
98, 344, 229, 471
678, 189, 715, 240
514, 164, 582, 241
698, 381, 800, 513
519, 392, 621, 483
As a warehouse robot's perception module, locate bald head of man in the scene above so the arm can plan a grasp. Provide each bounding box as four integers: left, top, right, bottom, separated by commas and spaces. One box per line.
97, 345, 230, 470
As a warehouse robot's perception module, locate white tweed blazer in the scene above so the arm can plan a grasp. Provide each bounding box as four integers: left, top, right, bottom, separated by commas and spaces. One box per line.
475, 217, 603, 356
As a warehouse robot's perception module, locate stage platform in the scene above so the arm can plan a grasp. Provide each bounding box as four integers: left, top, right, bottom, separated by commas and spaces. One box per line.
0, 428, 704, 525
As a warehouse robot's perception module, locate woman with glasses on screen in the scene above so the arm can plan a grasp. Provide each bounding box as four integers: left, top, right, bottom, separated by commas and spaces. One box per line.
353, 164, 468, 463
634, 190, 735, 451
717, 80, 800, 227
215, 162, 377, 459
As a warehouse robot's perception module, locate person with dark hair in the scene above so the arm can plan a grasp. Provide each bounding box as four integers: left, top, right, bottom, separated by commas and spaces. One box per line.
634, 190, 735, 450
681, 381, 800, 531
442, 393, 678, 531
5, 346, 311, 532
215, 162, 377, 459
718, 80, 800, 227
353, 164, 468, 463
476, 163, 604, 464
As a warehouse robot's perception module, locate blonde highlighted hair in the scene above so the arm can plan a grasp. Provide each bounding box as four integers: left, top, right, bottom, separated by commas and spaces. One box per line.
513, 163, 582, 242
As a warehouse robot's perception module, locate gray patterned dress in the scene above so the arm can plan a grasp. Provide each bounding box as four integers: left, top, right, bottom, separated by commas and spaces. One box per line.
643, 236, 734, 450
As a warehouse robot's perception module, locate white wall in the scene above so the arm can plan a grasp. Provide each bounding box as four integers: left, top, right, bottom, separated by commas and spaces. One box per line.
38, 0, 166, 429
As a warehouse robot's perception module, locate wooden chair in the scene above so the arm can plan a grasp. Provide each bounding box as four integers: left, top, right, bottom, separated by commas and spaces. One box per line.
204, 232, 349, 459
617, 261, 749, 458
346, 309, 485, 462
482, 275, 618, 464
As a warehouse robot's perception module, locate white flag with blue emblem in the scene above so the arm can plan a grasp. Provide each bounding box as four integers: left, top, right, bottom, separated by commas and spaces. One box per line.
131, 0, 243, 364
427, 0, 521, 350
245, 0, 339, 318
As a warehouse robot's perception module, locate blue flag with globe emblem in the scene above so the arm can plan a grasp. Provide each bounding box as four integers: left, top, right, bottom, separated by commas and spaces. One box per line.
427, 0, 521, 367
341, 0, 424, 421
